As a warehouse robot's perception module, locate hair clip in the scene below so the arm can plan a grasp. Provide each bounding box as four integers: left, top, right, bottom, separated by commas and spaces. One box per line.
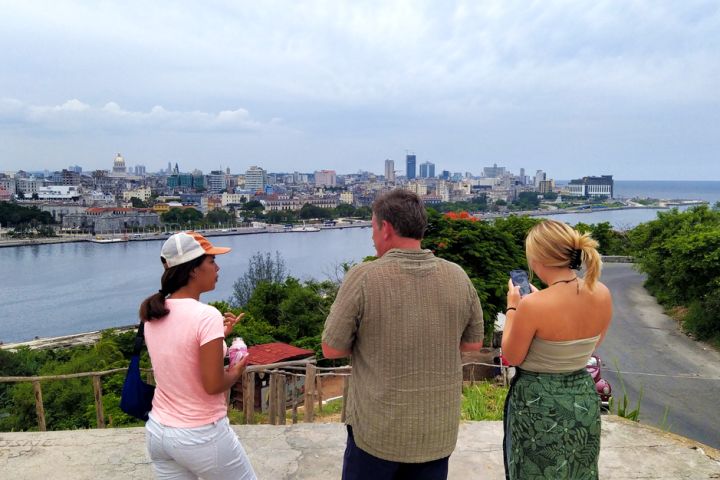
569, 248, 582, 270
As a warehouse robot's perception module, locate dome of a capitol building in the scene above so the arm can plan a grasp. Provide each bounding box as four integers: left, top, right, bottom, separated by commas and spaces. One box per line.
112, 153, 126, 174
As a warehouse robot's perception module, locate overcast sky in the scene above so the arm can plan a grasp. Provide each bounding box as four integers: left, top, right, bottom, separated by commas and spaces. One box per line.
1, 1, 718, 180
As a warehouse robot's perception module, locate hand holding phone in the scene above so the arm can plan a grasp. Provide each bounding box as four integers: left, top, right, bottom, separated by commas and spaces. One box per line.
509, 269, 532, 297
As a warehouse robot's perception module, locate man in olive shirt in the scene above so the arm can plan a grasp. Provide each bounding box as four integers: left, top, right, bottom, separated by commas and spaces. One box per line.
322, 190, 484, 480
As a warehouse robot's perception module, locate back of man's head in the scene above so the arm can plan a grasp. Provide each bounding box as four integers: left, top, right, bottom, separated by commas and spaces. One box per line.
372, 189, 427, 240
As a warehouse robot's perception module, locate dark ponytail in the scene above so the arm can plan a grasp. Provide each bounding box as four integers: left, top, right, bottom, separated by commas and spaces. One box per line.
139, 255, 207, 321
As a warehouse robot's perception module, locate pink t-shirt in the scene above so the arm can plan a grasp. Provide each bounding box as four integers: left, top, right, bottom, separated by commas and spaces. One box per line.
144, 298, 228, 427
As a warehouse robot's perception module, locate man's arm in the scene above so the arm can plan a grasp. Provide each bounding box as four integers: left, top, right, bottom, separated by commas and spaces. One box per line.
322, 342, 352, 359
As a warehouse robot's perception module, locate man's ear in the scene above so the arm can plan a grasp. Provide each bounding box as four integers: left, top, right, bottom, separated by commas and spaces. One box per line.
382, 220, 395, 239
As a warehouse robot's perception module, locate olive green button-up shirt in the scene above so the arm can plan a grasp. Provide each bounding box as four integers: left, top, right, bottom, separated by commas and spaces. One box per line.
323, 249, 484, 462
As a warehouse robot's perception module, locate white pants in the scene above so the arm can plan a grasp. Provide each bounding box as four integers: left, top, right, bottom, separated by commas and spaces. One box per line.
145, 414, 257, 480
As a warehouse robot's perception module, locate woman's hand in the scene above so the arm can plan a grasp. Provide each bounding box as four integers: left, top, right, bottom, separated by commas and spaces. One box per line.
223, 311, 245, 337
507, 278, 522, 309
227, 352, 249, 380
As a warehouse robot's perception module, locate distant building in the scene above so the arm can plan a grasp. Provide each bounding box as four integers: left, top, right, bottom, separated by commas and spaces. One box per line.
483, 163, 506, 178
63, 207, 160, 233
122, 187, 152, 203
245, 166, 267, 193
340, 191, 354, 204
406, 154, 416, 180
207, 170, 227, 193
134, 165, 146, 176
419, 161, 435, 178
565, 175, 614, 198
384, 159, 395, 183
534, 170, 546, 189
538, 180, 555, 194
37, 186, 81, 201
68, 165, 83, 174
314, 170, 337, 187
112, 153, 126, 175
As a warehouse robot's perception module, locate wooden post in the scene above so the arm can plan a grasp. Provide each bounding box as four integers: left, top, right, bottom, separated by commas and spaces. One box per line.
146, 370, 155, 386
341, 375, 350, 422
317, 375, 324, 412
276, 374, 286, 425
291, 376, 298, 424
243, 371, 256, 424
92, 375, 105, 428
268, 373, 277, 425
304, 364, 316, 423
32, 381, 46, 432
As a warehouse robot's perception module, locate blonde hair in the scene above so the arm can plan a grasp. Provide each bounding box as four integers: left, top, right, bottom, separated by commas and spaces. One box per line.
525, 220, 603, 290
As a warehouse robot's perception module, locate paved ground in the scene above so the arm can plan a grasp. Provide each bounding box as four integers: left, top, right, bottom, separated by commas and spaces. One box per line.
1, 417, 718, 479
597, 263, 720, 449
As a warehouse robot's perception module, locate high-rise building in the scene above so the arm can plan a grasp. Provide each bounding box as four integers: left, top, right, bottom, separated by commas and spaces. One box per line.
519, 168, 525, 185
483, 163, 505, 178
534, 170, 546, 188
419, 161, 435, 178
384, 159, 395, 183
566, 175, 613, 198
314, 170, 337, 187
406, 154, 416, 180
68, 165, 82, 173
207, 170, 227, 193
134, 165, 146, 176
245, 166, 267, 193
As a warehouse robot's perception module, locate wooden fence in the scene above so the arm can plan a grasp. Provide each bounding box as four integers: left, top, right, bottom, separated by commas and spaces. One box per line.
0, 360, 506, 431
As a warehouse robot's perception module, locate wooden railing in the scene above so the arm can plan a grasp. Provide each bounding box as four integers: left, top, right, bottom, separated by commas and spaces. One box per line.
0, 367, 154, 431
0, 360, 505, 431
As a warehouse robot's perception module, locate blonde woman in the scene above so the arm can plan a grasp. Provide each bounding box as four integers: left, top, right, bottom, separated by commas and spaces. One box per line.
502, 220, 612, 480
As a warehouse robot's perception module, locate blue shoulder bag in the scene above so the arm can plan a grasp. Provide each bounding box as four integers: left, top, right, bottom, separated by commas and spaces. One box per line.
120, 322, 155, 421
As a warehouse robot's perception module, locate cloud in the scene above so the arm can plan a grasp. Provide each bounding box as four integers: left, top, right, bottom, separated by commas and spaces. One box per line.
0, 98, 274, 133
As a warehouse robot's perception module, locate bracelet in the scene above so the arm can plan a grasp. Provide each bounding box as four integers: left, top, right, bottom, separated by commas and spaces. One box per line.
506, 307, 517, 312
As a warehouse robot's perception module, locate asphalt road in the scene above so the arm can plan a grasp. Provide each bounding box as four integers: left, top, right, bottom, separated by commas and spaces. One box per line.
596, 263, 720, 449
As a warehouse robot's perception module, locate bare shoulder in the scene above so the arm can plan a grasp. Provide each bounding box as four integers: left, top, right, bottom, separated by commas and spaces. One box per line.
590, 281, 612, 301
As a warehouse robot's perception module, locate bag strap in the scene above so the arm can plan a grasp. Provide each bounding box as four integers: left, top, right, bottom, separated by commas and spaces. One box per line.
132, 322, 147, 356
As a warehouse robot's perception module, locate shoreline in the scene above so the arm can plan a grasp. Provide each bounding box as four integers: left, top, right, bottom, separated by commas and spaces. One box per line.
0, 221, 372, 249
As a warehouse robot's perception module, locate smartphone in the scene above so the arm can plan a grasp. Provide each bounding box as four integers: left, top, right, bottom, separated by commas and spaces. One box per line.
510, 269, 532, 297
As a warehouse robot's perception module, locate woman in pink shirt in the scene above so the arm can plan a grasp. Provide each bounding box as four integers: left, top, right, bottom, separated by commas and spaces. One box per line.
139, 231, 256, 479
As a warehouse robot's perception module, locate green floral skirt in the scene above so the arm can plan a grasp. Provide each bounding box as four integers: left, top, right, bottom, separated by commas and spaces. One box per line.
503, 368, 601, 480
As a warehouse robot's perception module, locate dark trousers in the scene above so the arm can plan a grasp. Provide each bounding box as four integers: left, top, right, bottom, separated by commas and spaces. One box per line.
342, 425, 450, 480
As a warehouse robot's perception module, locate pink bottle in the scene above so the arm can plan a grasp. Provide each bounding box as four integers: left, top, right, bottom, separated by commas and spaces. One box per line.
228, 337, 249, 367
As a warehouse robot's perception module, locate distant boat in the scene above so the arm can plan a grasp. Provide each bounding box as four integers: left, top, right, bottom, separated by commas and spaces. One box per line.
291, 222, 320, 232
89, 235, 128, 244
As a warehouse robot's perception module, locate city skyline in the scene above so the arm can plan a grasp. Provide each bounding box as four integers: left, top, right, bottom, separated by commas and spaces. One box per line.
1, 1, 719, 180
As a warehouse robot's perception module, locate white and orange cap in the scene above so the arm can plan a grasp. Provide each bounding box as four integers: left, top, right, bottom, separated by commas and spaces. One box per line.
160, 231, 231, 267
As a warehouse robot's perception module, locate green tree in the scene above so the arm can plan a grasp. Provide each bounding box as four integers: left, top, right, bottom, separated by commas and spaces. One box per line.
130, 197, 147, 208
299, 203, 332, 219
423, 212, 539, 341
231, 251, 288, 307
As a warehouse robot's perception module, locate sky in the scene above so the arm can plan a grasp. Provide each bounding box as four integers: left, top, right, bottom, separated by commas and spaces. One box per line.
1, 1, 719, 180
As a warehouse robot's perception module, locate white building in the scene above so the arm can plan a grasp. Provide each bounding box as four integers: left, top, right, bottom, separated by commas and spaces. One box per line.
221, 192, 252, 207
384, 159, 395, 183
245, 166, 267, 193
315, 170, 337, 187
37, 186, 81, 200
122, 187, 152, 203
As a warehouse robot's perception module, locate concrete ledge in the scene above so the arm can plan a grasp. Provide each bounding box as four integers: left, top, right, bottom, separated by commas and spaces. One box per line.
601, 255, 634, 263
1, 416, 718, 479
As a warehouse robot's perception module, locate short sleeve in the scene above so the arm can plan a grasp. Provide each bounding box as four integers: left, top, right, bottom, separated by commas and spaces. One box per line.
197, 305, 225, 346
322, 265, 365, 351
461, 279, 485, 344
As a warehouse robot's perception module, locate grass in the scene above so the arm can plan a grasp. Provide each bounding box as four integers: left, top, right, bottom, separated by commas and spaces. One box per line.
228, 398, 344, 425
461, 381, 508, 421
228, 385, 509, 425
